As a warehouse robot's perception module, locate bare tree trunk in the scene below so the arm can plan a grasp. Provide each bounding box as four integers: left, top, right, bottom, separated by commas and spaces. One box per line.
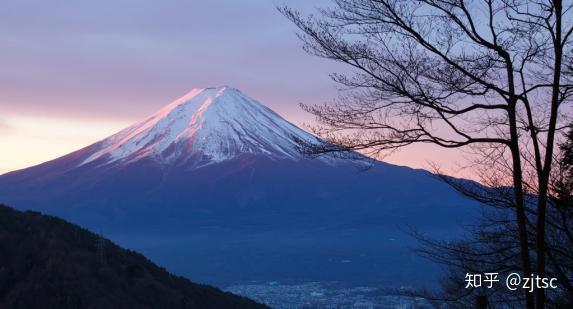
509, 99, 534, 308
476, 295, 487, 309
536, 2, 564, 308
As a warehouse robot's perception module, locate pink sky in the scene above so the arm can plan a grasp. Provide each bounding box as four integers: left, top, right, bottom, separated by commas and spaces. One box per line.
0, 0, 469, 177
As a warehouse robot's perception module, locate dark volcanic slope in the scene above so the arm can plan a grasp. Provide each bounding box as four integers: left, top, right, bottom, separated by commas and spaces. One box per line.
0, 204, 265, 309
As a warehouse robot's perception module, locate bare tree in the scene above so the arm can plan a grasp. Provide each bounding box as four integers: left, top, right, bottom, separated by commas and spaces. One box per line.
413, 129, 573, 307
280, 1, 573, 307
410, 140, 573, 308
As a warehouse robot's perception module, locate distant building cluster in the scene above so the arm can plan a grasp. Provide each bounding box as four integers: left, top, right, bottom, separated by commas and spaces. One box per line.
226, 282, 430, 308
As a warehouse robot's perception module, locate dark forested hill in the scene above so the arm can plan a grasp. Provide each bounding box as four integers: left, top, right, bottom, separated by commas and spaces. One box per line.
0, 204, 266, 309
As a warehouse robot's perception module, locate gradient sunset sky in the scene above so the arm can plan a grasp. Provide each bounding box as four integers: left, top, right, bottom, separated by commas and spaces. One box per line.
0, 0, 466, 176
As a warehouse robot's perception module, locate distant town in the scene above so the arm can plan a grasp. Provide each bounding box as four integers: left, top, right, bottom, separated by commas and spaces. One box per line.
227, 282, 430, 308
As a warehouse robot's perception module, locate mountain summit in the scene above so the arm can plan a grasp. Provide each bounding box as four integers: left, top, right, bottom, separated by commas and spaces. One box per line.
81, 87, 320, 168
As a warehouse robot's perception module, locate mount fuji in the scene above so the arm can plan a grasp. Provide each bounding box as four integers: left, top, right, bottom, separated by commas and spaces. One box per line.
0, 86, 478, 288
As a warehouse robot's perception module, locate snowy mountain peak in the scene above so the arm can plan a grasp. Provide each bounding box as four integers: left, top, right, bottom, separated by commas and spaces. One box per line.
80, 86, 321, 167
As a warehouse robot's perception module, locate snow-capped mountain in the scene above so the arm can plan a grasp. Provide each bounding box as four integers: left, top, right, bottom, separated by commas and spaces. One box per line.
81, 86, 322, 167
0, 86, 479, 289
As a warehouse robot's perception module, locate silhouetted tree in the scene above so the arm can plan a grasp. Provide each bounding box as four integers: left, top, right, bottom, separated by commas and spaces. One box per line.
553, 127, 573, 206
280, 1, 573, 307
413, 127, 573, 307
